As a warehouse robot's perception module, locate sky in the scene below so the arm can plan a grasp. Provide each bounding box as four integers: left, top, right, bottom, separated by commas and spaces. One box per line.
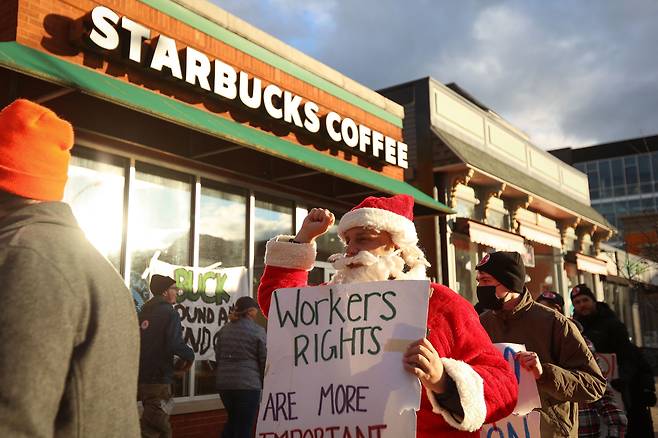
211, 0, 658, 150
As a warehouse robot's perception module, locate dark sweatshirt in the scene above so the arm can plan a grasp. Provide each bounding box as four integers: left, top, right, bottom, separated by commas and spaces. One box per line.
0, 202, 140, 438
138, 295, 194, 384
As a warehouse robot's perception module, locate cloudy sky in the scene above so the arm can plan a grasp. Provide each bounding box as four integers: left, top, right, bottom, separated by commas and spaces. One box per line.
212, 0, 658, 150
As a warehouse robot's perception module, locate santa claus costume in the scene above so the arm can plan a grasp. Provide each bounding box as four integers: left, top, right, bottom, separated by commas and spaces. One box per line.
257, 194, 517, 437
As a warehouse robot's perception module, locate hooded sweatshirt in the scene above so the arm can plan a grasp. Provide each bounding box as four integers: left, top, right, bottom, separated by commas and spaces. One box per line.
0, 202, 140, 438
480, 289, 606, 437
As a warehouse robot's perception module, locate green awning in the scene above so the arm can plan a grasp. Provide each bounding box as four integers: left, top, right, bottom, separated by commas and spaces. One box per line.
0, 42, 453, 214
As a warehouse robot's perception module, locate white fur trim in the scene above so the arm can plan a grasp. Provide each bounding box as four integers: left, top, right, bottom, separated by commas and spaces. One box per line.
425, 357, 487, 432
264, 235, 317, 271
337, 207, 418, 246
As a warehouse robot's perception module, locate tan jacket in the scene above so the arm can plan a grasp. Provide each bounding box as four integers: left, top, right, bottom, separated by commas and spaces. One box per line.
480, 290, 606, 437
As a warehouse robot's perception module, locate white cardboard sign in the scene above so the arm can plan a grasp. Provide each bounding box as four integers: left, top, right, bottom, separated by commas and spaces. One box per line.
480, 411, 540, 438
494, 343, 541, 416
594, 352, 618, 380
480, 343, 542, 438
147, 256, 249, 360
257, 280, 430, 438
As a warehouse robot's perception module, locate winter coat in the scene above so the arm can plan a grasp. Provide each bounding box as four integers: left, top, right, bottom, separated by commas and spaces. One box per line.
215, 317, 267, 390
0, 202, 140, 438
574, 302, 635, 387
480, 289, 606, 437
257, 236, 518, 438
138, 295, 194, 384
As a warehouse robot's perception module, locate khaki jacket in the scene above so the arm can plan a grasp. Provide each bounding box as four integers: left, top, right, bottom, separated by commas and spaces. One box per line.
480, 290, 606, 437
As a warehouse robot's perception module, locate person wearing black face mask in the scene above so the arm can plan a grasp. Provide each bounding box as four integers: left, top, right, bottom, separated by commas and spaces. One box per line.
477, 251, 606, 438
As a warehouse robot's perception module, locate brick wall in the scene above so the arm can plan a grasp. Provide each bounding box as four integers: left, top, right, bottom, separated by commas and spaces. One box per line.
0, 0, 18, 41
13, 0, 404, 179
170, 409, 228, 438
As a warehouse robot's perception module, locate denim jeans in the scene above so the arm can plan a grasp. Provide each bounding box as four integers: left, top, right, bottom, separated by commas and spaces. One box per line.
218, 389, 261, 438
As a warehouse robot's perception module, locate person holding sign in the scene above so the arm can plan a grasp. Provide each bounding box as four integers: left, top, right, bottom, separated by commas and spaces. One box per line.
258, 194, 517, 437
0, 99, 140, 437
477, 252, 606, 437
215, 296, 267, 438
138, 274, 195, 438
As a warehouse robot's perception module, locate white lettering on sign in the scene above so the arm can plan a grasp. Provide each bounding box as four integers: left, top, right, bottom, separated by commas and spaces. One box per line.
84, 6, 408, 169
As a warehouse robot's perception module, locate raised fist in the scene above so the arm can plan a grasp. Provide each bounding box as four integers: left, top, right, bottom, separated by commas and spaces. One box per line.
294, 208, 335, 243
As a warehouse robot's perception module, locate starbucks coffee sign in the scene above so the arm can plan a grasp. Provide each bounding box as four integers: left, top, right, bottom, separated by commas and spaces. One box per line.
84, 6, 408, 169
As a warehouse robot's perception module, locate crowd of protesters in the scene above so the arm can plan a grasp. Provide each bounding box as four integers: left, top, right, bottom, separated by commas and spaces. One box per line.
0, 98, 655, 438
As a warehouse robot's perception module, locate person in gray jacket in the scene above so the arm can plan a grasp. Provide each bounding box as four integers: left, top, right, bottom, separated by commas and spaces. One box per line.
215, 296, 267, 438
0, 99, 140, 437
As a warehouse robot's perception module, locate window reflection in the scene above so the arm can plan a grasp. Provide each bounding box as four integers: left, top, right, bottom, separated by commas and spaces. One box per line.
199, 186, 246, 268
253, 195, 293, 291
316, 225, 343, 262
128, 167, 192, 397
64, 155, 125, 270
196, 184, 247, 396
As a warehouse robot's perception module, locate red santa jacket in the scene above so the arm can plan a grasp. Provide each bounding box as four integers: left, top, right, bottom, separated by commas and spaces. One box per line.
257, 238, 517, 438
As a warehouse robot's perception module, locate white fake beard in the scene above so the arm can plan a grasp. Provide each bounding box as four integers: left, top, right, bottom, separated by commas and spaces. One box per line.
327, 250, 426, 284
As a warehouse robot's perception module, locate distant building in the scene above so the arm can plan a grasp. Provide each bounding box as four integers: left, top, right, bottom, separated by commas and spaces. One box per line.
379, 78, 613, 310
550, 135, 658, 246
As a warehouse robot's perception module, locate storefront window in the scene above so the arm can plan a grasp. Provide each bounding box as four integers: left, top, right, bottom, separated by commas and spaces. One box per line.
316, 225, 343, 262
525, 251, 556, 298
128, 166, 192, 397
452, 233, 476, 303
196, 184, 247, 396
253, 195, 293, 292
199, 185, 247, 268
64, 155, 126, 270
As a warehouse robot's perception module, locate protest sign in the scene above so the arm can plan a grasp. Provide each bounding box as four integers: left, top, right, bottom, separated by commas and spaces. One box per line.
146, 254, 249, 360
480, 411, 540, 438
494, 343, 541, 416
257, 280, 430, 438
595, 352, 618, 380
480, 343, 541, 438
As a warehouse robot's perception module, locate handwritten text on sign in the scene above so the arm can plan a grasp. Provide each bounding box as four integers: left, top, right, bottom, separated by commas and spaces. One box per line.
480, 344, 541, 438
257, 280, 430, 438
147, 256, 249, 360
481, 411, 540, 438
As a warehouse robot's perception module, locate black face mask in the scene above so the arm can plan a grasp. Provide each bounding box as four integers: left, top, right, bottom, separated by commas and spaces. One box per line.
476, 285, 506, 311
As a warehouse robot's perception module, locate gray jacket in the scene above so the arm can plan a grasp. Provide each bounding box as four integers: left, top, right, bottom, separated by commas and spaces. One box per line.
0, 202, 140, 438
215, 317, 267, 390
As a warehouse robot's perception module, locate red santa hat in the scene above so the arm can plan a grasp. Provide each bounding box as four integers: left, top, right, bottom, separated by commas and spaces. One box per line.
337, 194, 428, 278
337, 194, 418, 246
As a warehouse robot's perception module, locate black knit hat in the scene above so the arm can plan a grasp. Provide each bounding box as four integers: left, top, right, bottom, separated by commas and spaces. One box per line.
150, 274, 176, 296
570, 284, 596, 302
235, 296, 259, 312
475, 251, 526, 293
538, 291, 565, 309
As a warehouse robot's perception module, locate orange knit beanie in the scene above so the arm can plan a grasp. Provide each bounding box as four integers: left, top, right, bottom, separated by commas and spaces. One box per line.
0, 99, 74, 201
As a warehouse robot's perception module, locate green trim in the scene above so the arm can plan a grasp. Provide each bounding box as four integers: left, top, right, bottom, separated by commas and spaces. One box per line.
135, 0, 402, 128
0, 42, 452, 213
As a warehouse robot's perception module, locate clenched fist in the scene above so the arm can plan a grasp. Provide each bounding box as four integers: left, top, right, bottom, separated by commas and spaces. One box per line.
294, 208, 335, 243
